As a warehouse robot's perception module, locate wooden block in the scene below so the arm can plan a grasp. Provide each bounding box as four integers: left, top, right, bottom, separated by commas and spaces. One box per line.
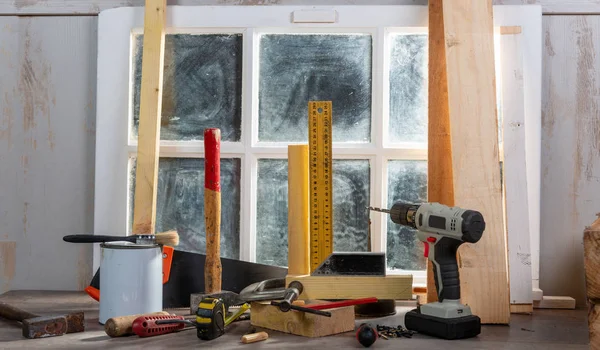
286, 275, 412, 300
532, 288, 543, 301
589, 302, 600, 350
250, 302, 354, 338
131, 0, 167, 235
500, 26, 522, 35
533, 296, 576, 309
442, 0, 510, 324
426, 0, 453, 305
287, 145, 310, 276
510, 304, 533, 314
584, 229, 600, 299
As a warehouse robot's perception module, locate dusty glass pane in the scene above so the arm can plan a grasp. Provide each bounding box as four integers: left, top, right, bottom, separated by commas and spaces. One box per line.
389, 34, 428, 143
131, 34, 243, 141
333, 160, 370, 252
258, 34, 372, 143
256, 159, 288, 267
386, 160, 427, 271
256, 159, 370, 267
129, 157, 241, 259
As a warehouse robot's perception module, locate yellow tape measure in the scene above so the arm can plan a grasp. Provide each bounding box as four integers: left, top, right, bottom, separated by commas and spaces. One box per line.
308, 101, 333, 271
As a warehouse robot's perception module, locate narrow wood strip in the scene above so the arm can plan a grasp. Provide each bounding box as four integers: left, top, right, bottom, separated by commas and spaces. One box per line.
132, 0, 167, 235
426, 0, 453, 305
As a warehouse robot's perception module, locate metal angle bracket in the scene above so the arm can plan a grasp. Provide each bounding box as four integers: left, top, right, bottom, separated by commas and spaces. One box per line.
311, 252, 386, 276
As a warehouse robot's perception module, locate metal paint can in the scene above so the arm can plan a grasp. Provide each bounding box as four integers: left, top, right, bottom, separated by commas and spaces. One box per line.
98, 241, 163, 324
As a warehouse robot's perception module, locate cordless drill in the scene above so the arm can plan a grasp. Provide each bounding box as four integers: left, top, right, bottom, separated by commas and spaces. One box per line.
368, 202, 485, 340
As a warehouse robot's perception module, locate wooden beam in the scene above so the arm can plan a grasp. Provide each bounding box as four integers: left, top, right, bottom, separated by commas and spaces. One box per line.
286, 275, 413, 300
131, 0, 167, 235
533, 296, 576, 309
509, 304, 533, 314
585, 221, 600, 301
250, 302, 354, 338
442, 0, 510, 324
426, 0, 453, 305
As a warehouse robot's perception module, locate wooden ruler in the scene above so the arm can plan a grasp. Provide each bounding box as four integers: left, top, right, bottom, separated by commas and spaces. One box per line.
308, 101, 333, 271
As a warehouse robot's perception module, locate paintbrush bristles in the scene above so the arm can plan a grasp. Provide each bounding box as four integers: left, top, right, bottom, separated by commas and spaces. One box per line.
155, 230, 179, 246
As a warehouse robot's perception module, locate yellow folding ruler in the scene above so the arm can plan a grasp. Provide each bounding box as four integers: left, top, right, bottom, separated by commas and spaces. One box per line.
308, 101, 333, 271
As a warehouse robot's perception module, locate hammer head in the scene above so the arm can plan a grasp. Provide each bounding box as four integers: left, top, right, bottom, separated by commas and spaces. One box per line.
65, 311, 85, 334
22, 315, 67, 339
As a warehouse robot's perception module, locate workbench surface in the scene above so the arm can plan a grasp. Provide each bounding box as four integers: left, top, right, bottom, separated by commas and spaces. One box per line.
0, 291, 590, 349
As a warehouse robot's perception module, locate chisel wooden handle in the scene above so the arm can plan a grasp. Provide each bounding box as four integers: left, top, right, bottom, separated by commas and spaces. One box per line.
204, 128, 222, 294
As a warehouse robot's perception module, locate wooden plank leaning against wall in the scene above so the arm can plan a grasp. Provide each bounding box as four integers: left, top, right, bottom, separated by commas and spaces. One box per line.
499, 26, 534, 314
131, 0, 167, 235
441, 0, 510, 324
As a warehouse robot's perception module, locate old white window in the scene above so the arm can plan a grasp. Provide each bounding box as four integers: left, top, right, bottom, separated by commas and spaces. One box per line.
94, 5, 541, 286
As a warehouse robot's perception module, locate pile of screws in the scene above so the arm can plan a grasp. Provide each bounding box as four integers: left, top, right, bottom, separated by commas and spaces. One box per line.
376, 325, 416, 339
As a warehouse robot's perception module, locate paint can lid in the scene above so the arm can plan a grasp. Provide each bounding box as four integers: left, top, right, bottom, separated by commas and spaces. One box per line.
100, 241, 159, 249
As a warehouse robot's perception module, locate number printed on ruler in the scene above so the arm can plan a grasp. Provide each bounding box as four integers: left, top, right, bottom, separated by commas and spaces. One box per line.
308, 101, 333, 270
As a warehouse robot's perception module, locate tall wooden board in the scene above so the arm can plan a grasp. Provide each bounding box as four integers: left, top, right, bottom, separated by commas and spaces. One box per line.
426, 0, 454, 304
132, 0, 167, 235
442, 0, 510, 323
499, 28, 533, 308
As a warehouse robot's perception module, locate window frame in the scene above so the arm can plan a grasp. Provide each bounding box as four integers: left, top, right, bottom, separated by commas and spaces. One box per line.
94, 5, 542, 287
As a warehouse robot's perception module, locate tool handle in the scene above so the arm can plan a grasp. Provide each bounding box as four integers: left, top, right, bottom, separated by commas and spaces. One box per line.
0, 302, 38, 321
132, 315, 186, 337
204, 128, 222, 294
430, 237, 463, 301
104, 311, 171, 337
63, 235, 134, 243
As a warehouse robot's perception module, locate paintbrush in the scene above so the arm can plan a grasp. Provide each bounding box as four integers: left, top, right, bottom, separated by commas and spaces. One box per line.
62, 230, 179, 246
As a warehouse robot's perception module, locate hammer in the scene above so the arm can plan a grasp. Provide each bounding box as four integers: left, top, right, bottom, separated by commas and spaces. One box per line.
0, 301, 85, 338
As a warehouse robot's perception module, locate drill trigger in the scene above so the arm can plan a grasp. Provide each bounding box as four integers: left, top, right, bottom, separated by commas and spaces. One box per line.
423, 242, 429, 258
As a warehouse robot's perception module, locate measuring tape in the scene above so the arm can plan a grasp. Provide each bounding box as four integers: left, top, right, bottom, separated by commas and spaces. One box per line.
308, 101, 333, 271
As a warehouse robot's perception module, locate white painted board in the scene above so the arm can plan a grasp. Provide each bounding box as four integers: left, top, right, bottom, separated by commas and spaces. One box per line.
500, 30, 533, 305
493, 6, 542, 294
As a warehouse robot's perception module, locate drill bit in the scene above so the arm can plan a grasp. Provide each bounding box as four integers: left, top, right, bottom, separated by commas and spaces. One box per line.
366, 206, 391, 214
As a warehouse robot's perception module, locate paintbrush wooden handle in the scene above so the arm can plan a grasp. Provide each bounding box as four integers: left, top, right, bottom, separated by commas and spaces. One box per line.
204, 128, 222, 293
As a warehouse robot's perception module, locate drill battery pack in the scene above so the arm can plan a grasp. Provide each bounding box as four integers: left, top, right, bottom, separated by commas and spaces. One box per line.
405, 309, 481, 340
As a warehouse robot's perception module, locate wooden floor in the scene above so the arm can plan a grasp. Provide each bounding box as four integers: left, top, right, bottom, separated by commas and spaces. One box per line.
0, 291, 590, 349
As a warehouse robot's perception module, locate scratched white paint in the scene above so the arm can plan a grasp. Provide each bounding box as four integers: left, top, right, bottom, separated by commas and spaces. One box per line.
0, 16, 97, 293
541, 15, 600, 307
1, 0, 598, 15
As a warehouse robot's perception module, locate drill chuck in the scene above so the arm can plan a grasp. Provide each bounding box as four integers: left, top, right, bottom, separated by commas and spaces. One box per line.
389, 202, 420, 227
368, 203, 420, 228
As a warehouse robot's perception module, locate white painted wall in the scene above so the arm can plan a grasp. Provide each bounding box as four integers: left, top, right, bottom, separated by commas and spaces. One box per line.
0, 0, 599, 15
0, 16, 98, 293
541, 15, 600, 307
